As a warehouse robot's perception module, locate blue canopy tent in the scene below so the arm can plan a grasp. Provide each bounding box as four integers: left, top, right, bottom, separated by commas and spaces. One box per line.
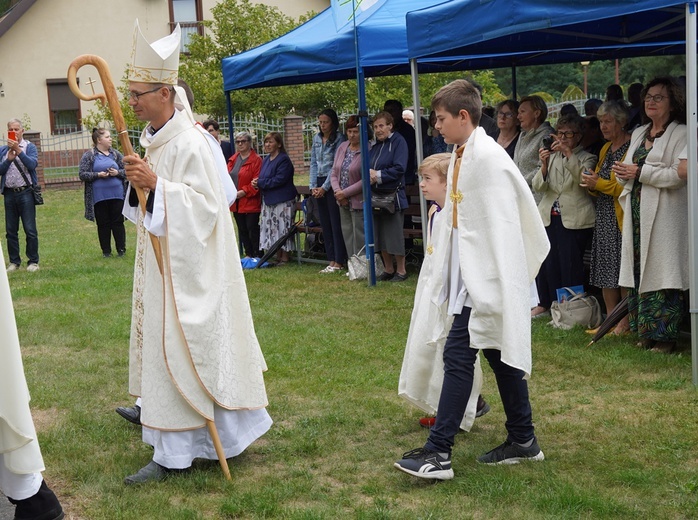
407, 1, 689, 65
221, 0, 498, 91
221, 0, 445, 285
405, 0, 698, 383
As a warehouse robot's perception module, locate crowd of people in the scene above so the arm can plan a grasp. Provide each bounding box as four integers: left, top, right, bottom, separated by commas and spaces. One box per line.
216, 98, 425, 281
524, 77, 688, 354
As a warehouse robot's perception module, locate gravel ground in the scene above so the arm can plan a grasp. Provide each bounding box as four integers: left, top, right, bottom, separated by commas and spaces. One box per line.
0, 493, 14, 519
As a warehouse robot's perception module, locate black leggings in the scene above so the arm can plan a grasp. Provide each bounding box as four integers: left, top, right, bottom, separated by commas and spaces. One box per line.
94, 198, 126, 255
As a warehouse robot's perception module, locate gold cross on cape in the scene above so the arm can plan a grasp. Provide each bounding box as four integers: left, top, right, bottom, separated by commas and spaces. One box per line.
451, 144, 465, 228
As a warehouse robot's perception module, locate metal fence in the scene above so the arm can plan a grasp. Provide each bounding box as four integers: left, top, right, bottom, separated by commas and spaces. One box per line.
38, 129, 144, 186
37, 116, 289, 188
218, 116, 285, 158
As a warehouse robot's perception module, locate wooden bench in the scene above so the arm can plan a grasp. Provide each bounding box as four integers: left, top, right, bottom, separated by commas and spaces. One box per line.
292, 183, 425, 265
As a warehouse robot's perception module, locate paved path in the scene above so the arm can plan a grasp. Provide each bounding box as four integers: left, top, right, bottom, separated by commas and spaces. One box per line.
0, 492, 14, 519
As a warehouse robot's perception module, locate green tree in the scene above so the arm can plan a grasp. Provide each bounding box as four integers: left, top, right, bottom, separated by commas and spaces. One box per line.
180, 0, 300, 118
619, 55, 686, 85
491, 56, 687, 102
81, 68, 147, 153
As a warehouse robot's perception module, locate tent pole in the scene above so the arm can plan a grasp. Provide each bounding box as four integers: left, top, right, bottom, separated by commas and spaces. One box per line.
352, 0, 376, 286
511, 65, 517, 100
410, 58, 427, 259
685, 1, 698, 385
357, 66, 376, 287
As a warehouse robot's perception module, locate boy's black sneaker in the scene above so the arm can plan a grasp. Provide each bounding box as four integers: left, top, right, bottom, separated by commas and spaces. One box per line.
477, 437, 545, 465
394, 448, 454, 480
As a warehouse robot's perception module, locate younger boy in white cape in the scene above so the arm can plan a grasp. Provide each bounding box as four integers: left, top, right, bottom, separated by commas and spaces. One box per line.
397, 153, 488, 431
394, 80, 549, 480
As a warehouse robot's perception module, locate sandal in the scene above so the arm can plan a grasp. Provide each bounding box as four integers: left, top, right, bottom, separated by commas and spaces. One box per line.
636, 338, 656, 350
651, 341, 676, 354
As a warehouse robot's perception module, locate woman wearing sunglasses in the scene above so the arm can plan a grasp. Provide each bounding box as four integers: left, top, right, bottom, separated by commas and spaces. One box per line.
227, 131, 262, 258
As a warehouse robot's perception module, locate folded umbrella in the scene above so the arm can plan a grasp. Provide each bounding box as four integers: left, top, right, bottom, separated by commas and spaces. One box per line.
587, 295, 630, 346
255, 221, 301, 268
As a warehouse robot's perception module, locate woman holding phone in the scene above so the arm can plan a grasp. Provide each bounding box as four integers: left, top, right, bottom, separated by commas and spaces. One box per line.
78, 128, 127, 257
532, 114, 597, 315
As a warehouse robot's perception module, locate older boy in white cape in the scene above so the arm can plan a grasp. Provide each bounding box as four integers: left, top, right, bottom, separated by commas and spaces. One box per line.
121, 21, 271, 484
394, 80, 549, 480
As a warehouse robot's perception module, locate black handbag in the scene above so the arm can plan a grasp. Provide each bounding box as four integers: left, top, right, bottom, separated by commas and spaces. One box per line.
371, 190, 397, 213
14, 159, 44, 206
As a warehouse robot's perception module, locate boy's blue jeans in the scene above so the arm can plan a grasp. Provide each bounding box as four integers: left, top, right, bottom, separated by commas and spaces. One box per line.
4, 188, 39, 266
424, 306, 535, 455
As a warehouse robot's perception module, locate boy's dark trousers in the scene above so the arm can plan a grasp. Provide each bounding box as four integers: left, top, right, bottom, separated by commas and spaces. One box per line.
424, 306, 535, 454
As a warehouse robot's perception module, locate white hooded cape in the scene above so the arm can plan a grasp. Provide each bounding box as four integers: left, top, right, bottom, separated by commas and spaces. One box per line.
0, 245, 45, 474
432, 127, 548, 378
398, 207, 483, 431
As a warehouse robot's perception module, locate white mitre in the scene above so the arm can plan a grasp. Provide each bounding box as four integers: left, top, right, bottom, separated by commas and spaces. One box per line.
128, 20, 181, 85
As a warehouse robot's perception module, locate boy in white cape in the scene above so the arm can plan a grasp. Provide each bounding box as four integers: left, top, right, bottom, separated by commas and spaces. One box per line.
394, 80, 549, 480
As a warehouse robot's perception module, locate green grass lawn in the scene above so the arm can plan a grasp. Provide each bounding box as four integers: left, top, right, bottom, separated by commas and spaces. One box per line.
4, 188, 698, 519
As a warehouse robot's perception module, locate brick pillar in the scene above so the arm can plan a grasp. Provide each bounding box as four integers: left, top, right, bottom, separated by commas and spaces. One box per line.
283, 115, 305, 175
22, 131, 44, 188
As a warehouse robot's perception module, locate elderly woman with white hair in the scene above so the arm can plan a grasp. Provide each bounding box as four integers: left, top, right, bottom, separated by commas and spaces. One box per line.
580, 101, 632, 334
227, 131, 262, 258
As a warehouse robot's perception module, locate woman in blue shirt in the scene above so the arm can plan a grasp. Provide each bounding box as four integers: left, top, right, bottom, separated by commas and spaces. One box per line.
310, 109, 346, 273
78, 128, 127, 257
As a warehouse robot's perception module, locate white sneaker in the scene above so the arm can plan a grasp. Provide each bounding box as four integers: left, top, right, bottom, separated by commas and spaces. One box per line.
319, 265, 339, 274
26, 263, 39, 272
6, 263, 19, 272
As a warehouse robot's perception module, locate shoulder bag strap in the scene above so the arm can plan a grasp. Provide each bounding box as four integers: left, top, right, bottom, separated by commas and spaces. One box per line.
13, 159, 34, 187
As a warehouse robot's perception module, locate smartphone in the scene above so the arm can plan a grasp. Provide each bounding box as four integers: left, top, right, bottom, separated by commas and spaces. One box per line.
583, 170, 593, 176
542, 136, 553, 151
7, 130, 17, 142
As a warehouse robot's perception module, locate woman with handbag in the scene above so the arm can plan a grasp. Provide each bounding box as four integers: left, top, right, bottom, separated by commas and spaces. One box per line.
78, 128, 127, 257
369, 111, 409, 282
614, 77, 687, 353
580, 101, 632, 335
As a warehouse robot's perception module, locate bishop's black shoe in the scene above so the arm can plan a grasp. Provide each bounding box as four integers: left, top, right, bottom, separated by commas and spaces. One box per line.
115, 405, 141, 425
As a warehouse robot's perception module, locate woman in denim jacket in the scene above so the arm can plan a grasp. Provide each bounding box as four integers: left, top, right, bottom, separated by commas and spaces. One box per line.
310, 109, 346, 273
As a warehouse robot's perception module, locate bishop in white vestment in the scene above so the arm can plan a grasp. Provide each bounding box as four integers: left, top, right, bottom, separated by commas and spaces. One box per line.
121, 21, 271, 484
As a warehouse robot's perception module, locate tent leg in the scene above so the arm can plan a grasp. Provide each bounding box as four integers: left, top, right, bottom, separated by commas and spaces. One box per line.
685, 2, 698, 386
410, 58, 428, 259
